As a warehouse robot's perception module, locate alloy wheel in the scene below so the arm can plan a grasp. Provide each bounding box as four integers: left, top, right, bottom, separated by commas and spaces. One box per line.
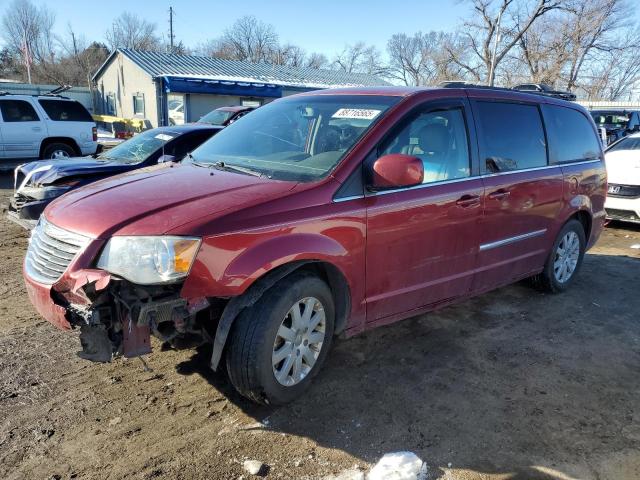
553, 231, 580, 283
272, 297, 326, 387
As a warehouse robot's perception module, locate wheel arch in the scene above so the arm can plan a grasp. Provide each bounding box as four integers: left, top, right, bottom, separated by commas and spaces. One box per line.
40, 137, 81, 157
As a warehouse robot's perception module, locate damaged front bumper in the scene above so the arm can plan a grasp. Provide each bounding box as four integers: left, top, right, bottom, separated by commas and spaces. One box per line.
24, 266, 212, 363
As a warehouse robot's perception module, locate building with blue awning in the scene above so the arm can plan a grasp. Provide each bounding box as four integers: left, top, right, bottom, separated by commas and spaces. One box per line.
92, 49, 389, 127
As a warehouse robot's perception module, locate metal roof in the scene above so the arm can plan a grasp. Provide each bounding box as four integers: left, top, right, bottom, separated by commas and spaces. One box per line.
93, 49, 390, 89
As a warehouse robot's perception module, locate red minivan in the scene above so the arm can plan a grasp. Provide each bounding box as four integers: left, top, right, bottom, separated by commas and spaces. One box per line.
23, 86, 606, 405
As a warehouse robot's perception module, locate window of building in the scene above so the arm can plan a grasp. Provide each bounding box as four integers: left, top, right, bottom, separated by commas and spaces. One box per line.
106, 93, 116, 115
475, 101, 547, 172
380, 107, 471, 184
543, 105, 601, 163
133, 93, 145, 116
38, 100, 92, 122
0, 100, 40, 122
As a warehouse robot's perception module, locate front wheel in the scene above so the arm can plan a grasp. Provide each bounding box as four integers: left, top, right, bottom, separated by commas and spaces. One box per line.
534, 219, 586, 293
226, 272, 335, 405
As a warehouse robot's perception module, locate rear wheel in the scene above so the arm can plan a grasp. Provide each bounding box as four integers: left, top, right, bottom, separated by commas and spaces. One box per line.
534, 219, 586, 293
226, 272, 335, 405
42, 142, 75, 159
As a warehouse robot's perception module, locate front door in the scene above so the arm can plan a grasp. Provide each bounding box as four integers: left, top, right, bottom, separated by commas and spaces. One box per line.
0, 99, 47, 159
365, 99, 483, 324
470, 99, 563, 292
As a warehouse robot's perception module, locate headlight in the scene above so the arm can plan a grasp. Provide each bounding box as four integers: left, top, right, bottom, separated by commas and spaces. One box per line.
19, 185, 71, 200
97, 236, 201, 284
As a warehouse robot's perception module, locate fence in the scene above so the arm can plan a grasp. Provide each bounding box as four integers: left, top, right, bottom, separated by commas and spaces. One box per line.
0, 82, 94, 112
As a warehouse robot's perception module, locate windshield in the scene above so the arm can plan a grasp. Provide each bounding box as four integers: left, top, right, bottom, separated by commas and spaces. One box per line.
189, 95, 399, 181
591, 112, 630, 129
608, 136, 640, 152
199, 109, 234, 126
98, 129, 177, 164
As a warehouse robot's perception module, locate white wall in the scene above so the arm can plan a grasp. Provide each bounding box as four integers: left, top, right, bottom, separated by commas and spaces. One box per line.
96, 53, 159, 126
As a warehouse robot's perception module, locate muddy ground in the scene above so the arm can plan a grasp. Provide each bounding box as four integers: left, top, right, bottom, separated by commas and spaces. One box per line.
1, 172, 639, 480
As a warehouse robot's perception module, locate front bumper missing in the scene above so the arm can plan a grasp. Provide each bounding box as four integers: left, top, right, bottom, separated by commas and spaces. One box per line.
25, 267, 209, 362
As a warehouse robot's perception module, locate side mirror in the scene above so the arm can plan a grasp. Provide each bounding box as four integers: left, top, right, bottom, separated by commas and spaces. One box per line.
370, 154, 424, 190
158, 154, 176, 164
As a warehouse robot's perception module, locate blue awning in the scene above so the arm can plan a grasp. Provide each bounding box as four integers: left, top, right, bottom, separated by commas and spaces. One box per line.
162, 76, 282, 98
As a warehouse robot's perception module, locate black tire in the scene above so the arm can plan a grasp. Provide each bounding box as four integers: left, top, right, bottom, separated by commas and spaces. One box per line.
41, 142, 76, 159
226, 272, 335, 405
533, 219, 586, 293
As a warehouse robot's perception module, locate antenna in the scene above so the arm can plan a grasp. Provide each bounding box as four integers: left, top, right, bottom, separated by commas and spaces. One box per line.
168, 7, 175, 54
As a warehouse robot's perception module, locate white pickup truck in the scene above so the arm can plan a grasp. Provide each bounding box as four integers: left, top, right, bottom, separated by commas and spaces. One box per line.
0, 93, 97, 161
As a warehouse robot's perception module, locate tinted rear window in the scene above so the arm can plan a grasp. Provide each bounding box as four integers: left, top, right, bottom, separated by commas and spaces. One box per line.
0, 100, 39, 122
475, 101, 547, 171
543, 105, 601, 163
38, 99, 93, 122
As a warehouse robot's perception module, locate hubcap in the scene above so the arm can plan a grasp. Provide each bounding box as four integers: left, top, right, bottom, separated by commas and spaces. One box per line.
553, 231, 580, 283
51, 150, 70, 159
272, 297, 326, 387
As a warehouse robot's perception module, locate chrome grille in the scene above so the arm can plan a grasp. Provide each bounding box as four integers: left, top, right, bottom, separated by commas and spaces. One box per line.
25, 218, 90, 284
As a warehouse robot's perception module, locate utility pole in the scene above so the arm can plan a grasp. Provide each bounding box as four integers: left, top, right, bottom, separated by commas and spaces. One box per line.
168, 7, 175, 54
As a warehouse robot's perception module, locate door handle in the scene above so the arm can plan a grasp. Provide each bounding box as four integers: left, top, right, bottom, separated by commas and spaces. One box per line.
488, 189, 510, 200
456, 194, 481, 207
32, 127, 42, 131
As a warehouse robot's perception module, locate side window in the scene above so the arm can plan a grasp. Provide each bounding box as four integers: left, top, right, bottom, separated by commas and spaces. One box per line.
475, 101, 547, 172
542, 105, 601, 163
0, 100, 40, 122
38, 100, 93, 122
380, 108, 471, 184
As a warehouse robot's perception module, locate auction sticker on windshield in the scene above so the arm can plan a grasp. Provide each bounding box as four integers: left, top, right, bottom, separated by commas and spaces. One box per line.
332, 108, 381, 120
155, 134, 175, 141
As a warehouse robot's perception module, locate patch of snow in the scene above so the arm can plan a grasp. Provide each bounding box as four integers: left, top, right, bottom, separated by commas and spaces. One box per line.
631, 244, 640, 249
242, 460, 264, 476
367, 452, 427, 480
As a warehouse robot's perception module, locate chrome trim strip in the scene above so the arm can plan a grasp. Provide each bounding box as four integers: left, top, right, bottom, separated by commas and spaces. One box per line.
333, 194, 365, 203
480, 159, 601, 178
480, 228, 547, 252
370, 175, 477, 196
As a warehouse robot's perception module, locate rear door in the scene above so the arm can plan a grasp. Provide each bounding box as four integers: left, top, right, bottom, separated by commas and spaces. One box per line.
470, 99, 563, 292
37, 99, 95, 154
0, 114, 4, 158
365, 98, 483, 323
0, 99, 46, 159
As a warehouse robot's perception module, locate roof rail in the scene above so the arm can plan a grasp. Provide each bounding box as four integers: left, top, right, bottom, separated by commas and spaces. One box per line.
439, 81, 576, 101
47, 85, 72, 95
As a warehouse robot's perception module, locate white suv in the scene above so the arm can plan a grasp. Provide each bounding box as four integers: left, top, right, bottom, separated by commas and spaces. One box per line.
0, 94, 97, 160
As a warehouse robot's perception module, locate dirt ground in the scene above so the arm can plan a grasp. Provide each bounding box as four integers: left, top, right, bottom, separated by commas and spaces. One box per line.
1, 171, 639, 480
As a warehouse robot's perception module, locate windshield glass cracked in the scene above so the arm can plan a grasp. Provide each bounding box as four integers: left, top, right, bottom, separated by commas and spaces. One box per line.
188, 95, 399, 182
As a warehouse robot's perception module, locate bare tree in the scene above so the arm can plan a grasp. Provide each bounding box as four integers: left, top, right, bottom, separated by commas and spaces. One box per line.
105, 12, 160, 51
333, 42, 386, 76
452, 0, 563, 85
272, 43, 306, 67
306, 52, 329, 69
387, 31, 465, 85
1, 0, 56, 81
208, 15, 279, 63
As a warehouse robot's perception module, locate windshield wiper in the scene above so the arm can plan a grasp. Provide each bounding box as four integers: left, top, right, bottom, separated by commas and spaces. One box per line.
212, 161, 264, 178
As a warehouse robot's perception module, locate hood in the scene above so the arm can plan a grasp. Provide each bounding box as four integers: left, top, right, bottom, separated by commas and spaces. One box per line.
17, 157, 137, 189
605, 149, 640, 185
44, 162, 298, 239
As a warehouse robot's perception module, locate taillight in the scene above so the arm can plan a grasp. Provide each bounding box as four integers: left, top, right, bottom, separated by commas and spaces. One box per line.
116, 131, 127, 139
92, 127, 97, 141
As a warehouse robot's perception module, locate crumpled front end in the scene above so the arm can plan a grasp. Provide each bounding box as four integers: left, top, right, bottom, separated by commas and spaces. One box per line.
23, 218, 214, 362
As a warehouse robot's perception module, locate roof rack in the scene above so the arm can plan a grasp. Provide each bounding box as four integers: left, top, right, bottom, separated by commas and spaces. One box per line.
46, 85, 72, 95
438, 81, 576, 101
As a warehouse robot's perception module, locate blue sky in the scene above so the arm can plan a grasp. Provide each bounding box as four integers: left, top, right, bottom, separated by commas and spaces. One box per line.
0, 0, 471, 56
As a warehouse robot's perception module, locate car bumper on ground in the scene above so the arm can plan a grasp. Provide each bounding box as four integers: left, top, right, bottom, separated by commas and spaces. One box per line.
605, 196, 640, 223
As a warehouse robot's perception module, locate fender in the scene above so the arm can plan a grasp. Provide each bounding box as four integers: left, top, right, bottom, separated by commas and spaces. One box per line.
181, 232, 352, 299
180, 233, 356, 371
